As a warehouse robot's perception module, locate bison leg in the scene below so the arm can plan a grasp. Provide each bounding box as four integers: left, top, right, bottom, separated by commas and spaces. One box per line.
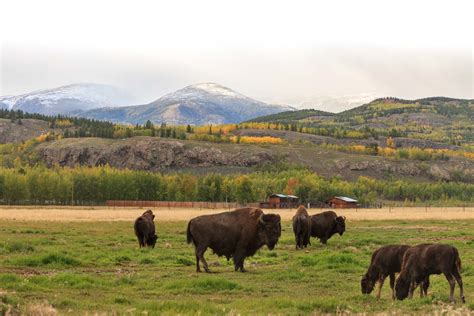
421, 277, 430, 298
408, 281, 416, 299
389, 273, 396, 300
233, 255, 246, 272
444, 273, 456, 303
233, 249, 247, 272
136, 234, 144, 248
453, 269, 465, 303
376, 275, 385, 299
196, 245, 210, 273
195, 253, 201, 273
303, 233, 310, 248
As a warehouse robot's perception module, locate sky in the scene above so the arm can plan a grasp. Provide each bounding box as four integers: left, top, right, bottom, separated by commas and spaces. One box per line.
0, 0, 473, 108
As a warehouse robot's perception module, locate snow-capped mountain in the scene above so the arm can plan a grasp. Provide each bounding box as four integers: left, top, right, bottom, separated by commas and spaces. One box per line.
292, 93, 382, 113
72, 83, 294, 125
0, 83, 135, 116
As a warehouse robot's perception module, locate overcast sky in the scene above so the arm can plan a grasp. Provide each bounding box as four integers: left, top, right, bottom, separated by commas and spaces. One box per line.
1, 0, 473, 105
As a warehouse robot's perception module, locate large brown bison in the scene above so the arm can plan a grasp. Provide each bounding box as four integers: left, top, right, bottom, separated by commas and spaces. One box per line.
186, 208, 281, 273
292, 205, 311, 249
395, 244, 465, 303
309, 211, 345, 244
361, 245, 430, 299
134, 210, 158, 248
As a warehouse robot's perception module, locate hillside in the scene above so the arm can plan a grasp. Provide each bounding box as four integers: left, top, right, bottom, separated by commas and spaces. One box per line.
1, 96, 473, 185
16, 135, 472, 183
249, 97, 474, 145
72, 83, 293, 125
247, 109, 334, 123
0, 118, 53, 143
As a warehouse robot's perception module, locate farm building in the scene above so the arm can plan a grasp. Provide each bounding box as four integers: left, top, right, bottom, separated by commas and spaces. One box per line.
260, 194, 299, 209
328, 196, 358, 208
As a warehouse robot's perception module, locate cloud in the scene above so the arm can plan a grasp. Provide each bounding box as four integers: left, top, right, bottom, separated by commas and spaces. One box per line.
1, 0, 473, 101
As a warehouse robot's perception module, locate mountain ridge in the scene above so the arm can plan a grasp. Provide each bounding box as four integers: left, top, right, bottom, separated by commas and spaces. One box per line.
72, 82, 294, 125
0, 83, 135, 116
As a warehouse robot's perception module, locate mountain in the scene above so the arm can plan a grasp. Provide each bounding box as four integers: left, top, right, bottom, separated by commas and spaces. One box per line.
291, 92, 382, 113
72, 83, 294, 125
0, 83, 135, 116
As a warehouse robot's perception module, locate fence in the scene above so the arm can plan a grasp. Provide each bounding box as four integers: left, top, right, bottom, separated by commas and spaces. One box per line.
105, 200, 260, 209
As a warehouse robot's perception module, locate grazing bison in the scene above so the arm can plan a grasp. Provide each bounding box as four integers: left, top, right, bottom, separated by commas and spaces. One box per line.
186, 208, 281, 273
309, 211, 345, 244
134, 210, 158, 248
292, 205, 311, 249
361, 245, 429, 299
395, 244, 465, 303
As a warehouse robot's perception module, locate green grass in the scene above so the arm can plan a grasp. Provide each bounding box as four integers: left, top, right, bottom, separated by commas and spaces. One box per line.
0, 219, 472, 314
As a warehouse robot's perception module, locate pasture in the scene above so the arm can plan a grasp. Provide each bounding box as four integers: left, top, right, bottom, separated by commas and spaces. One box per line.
0, 208, 473, 315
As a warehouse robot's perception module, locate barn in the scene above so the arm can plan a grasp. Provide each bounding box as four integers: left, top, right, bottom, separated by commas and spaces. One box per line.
328, 196, 358, 208
260, 194, 299, 209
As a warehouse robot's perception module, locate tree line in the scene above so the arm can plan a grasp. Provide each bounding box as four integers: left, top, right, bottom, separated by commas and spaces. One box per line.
0, 166, 473, 206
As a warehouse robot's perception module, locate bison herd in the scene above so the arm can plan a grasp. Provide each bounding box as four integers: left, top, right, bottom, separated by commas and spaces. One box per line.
133, 206, 466, 304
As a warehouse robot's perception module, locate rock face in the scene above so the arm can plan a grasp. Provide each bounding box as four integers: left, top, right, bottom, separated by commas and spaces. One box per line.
335, 159, 422, 177
37, 137, 274, 170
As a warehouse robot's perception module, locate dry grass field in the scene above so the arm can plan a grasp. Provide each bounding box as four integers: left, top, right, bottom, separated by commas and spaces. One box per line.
0, 206, 473, 222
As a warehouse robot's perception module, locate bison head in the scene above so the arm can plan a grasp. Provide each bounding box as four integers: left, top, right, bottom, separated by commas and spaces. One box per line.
148, 234, 158, 248
395, 274, 410, 300
258, 214, 281, 250
143, 210, 155, 220
361, 274, 375, 294
334, 216, 346, 236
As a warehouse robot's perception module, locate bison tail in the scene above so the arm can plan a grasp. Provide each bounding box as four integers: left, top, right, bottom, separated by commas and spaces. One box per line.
186, 221, 193, 245
294, 216, 304, 234
453, 247, 462, 272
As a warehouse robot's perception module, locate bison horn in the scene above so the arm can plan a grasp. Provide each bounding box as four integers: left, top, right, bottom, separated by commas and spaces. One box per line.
342, 216, 346, 221
259, 214, 266, 224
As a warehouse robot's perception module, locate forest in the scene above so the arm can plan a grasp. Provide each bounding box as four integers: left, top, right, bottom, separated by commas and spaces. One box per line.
0, 165, 473, 206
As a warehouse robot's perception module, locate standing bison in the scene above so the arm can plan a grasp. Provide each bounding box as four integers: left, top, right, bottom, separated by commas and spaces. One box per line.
186, 208, 281, 273
395, 243, 465, 303
292, 205, 311, 249
134, 210, 158, 248
361, 245, 421, 299
310, 211, 345, 244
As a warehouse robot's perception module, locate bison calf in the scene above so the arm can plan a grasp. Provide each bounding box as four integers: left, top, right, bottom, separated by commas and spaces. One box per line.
361, 245, 430, 299
395, 243, 465, 303
134, 210, 158, 248
186, 208, 281, 273
292, 205, 311, 249
310, 211, 345, 245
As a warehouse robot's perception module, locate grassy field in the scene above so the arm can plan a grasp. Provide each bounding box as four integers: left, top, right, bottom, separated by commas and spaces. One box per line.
0, 215, 473, 314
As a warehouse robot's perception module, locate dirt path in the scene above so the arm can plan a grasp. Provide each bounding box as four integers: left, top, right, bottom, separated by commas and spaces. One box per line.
0, 206, 473, 222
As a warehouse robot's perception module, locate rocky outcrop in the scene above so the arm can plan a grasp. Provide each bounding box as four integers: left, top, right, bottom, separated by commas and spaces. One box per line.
335, 159, 422, 177
37, 137, 275, 171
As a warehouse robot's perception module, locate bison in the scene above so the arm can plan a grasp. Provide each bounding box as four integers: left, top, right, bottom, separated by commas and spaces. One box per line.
361, 245, 430, 299
292, 205, 311, 249
395, 243, 465, 303
134, 210, 158, 248
186, 207, 281, 273
309, 211, 345, 244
